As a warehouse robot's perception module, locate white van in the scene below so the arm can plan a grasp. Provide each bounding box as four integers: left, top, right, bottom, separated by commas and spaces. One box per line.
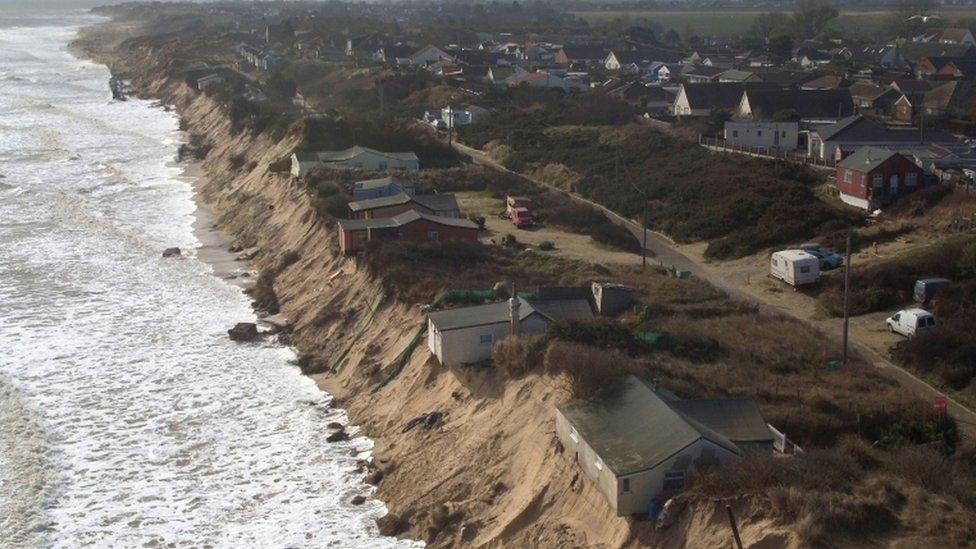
885, 308, 936, 338
770, 250, 821, 287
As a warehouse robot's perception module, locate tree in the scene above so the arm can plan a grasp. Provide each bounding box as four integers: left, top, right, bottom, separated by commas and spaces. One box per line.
772, 109, 801, 122
708, 108, 732, 135
750, 11, 791, 44
792, 0, 839, 40
663, 29, 681, 47
769, 33, 794, 64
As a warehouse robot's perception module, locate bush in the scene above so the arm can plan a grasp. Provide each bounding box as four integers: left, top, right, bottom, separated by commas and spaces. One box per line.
543, 341, 644, 398
538, 240, 555, 251
549, 318, 644, 355
229, 153, 247, 170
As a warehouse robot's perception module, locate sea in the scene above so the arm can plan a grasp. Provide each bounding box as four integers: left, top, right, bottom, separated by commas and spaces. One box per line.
0, 11, 418, 548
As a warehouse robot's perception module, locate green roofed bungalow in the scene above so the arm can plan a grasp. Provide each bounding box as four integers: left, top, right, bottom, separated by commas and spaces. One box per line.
555, 375, 774, 516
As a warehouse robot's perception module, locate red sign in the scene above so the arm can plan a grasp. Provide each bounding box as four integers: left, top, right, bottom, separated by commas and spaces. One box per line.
934, 395, 948, 414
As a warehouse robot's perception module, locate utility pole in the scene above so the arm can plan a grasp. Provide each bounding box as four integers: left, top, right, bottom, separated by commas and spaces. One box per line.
726, 505, 744, 549
622, 152, 648, 270
842, 232, 852, 365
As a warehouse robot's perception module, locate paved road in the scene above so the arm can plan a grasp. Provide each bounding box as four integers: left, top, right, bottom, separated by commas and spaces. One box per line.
452, 139, 976, 439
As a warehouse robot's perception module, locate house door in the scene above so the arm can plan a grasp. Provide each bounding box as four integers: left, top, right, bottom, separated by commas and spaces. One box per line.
890, 174, 900, 195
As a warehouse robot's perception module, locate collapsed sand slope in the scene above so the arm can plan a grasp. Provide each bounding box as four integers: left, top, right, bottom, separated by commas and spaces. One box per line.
139, 76, 798, 547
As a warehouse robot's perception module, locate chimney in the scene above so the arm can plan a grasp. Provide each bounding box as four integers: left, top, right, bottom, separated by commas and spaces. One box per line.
509, 281, 520, 337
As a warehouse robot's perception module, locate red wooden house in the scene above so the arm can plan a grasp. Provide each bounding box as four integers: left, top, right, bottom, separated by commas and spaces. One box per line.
835, 147, 926, 210
337, 210, 478, 253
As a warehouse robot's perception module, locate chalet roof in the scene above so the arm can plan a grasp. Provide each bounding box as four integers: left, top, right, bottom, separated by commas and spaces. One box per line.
353, 176, 415, 193
800, 74, 846, 89
901, 42, 976, 62
338, 209, 477, 232
680, 83, 748, 111
837, 146, 899, 172
944, 57, 976, 76
743, 88, 854, 120
891, 78, 932, 93
753, 69, 822, 88
669, 399, 774, 444
317, 146, 418, 163
928, 27, 973, 43
557, 375, 743, 476
559, 44, 610, 61
347, 192, 459, 213
817, 114, 956, 144
924, 80, 959, 110
685, 65, 726, 78
848, 82, 887, 100
428, 297, 538, 331
528, 298, 594, 322
719, 69, 758, 82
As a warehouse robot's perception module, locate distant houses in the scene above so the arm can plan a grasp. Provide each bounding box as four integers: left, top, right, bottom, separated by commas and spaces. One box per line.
290, 146, 419, 177
556, 375, 774, 516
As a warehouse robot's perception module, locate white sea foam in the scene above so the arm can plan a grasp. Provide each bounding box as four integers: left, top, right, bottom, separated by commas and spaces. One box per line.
0, 12, 419, 548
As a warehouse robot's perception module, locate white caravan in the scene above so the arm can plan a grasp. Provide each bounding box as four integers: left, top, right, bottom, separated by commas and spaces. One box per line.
770, 250, 821, 287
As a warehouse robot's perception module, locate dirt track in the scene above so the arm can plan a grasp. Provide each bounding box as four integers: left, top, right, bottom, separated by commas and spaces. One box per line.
452, 139, 976, 439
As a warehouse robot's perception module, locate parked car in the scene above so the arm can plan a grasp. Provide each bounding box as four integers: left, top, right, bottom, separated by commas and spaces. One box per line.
914, 277, 951, 303
885, 308, 936, 338
800, 243, 843, 269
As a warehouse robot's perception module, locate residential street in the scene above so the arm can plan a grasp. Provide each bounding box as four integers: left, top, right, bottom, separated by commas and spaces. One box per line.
452, 139, 976, 439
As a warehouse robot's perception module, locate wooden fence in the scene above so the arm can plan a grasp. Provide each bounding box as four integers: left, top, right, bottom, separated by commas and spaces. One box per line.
699, 135, 837, 171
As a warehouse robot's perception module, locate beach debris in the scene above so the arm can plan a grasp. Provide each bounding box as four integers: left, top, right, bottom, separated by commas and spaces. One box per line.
327, 421, 344, 430
227, 322, 258, 342
349, 495, 367, 506
401, 411, 443, 433
326, 428, 350, 443
260, 313, 291, 334
237, 247, 260, 261
162, 247, 182, 258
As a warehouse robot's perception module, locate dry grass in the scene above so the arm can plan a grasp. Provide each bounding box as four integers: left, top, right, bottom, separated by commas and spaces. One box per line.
543, 341, 645, 399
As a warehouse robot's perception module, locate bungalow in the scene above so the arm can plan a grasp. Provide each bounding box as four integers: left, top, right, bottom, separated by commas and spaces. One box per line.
442, 105, 490, 128
914, 27, 976, 46
556, 375, 773, 516
195, 73, 225, 91
900, 42, 976, 65
348, 192, 461, 219
849, 82, 902, 117
408, 45, 454, 67
737, 88, 854, 123
718, 69, 761, 84
672, 83, 748, 117
554, 44, 610, 67
352, 176, 417, 200
793, 46, 832, 67
807, 114, 958, 162
507, 71, 586, 92
427, 297, 551, 366
724, 121, 799, 150
337, 209, 478, 254
835, 147, 927, 210
290, 146, 419, 177
684, 65, 726, 84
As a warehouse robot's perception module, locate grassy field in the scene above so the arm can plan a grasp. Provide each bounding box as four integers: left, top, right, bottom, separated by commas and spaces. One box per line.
570, 9, 976, 37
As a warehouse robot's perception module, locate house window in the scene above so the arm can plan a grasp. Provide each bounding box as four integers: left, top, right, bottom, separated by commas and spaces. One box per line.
479, 334, 493, 345
800, 266, 810, 273
663, 471, 685, 492
732, 130, 739, 138
782, 131, 788, 137
906, 172, 918, 186
427, 230, 439, 241
757, 130, 762, 137
872, 174, 883, 187
622, 478, 631, 493
844, 170, 852, 183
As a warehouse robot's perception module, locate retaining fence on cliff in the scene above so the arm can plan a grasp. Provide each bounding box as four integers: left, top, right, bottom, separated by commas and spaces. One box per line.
699, 135, 836, 171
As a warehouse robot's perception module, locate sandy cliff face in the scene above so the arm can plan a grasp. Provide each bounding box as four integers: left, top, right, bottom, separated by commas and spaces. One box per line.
99, 55, 795, 547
